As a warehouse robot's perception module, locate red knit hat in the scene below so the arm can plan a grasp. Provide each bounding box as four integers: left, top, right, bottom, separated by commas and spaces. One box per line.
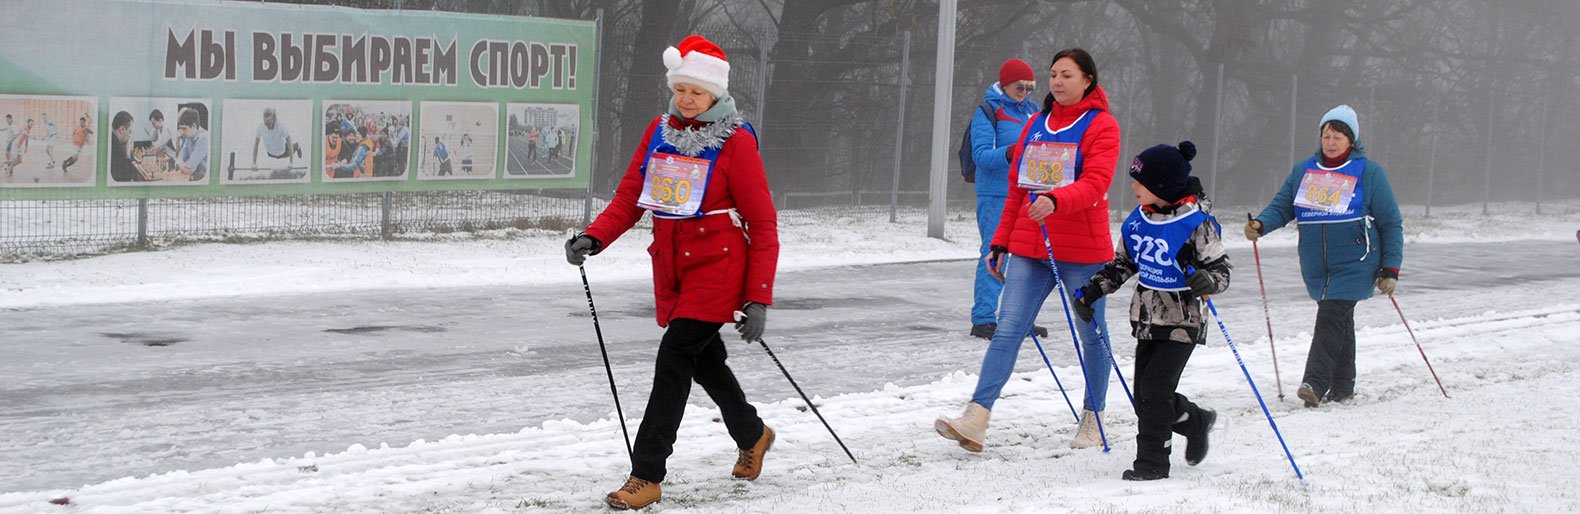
999, 58, 1034, 87
663, 35, 730, 97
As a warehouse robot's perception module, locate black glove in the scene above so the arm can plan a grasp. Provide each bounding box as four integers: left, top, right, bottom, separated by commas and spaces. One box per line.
564, 233, 601, 265
1072, 285, 1101, 323
987, 246, 1007, 272
735, 302, 767, 342
1186, 270, 1216, 297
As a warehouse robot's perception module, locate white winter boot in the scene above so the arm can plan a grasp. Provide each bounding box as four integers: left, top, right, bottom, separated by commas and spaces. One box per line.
934, 402, 991, 452
1070, 409, 1103, 449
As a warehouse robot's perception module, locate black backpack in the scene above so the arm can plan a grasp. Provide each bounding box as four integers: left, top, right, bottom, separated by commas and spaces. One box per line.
958, 103, 997, 183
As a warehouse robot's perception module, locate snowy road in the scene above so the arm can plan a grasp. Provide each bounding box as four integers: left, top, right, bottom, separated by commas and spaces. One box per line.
2, 238, 1576, 496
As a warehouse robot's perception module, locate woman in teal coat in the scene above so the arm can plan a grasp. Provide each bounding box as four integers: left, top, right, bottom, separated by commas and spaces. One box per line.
1245, 104, 1404, 408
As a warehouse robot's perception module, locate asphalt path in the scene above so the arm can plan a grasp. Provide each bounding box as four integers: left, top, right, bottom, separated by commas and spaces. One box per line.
2, 239, 1575, 490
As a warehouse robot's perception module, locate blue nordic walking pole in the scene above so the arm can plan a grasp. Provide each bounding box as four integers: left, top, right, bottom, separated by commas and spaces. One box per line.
1036, 223, 1112, 452
1029, 331, 1081, 423
1072, 288, 1136, 406
996, 250, 1080, 423
1191, 266, 1307, 484
1029, 194, 1130, 452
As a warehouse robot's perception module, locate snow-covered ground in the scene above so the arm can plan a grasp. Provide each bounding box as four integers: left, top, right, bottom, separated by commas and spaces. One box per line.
2, 202, 1578, 513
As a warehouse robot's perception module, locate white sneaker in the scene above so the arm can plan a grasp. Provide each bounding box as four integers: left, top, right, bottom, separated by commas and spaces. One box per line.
1070, 409, 1103, 449
935, 402, 991, 452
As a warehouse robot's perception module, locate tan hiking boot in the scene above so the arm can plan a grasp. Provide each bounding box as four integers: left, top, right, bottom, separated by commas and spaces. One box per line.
604, 476, 660, 510
934, 402, 991, 452
1070, 409, 1103, 449
1297, 383, 1320, 408
732, 425, 775, 480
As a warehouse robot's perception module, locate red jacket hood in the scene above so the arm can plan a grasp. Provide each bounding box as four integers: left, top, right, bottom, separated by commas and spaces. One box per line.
1046, 85, 1112, 125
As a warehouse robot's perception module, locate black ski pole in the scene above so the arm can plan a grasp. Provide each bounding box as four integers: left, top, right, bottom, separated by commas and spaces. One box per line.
735, 311, 858, 464
579, 264, 633, 458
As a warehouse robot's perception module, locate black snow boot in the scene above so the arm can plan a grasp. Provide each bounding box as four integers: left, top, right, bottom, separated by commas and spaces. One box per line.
1122, 468, 1169, 481
971, 323, 1048, 340
1185, 408, 1216, 466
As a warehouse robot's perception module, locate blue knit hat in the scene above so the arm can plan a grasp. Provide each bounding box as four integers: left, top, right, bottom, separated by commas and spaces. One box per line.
1319, 104, 1360, 145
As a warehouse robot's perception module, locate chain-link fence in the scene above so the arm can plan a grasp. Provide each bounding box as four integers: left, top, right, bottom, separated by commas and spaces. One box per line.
6, 1, 1577, 260
0, 5, 953, 261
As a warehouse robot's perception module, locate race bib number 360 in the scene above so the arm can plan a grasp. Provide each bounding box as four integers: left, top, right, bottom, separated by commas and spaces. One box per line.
638, 152, 710, 215
1293, 169, 1358, 214
1017, 141, 1078, 192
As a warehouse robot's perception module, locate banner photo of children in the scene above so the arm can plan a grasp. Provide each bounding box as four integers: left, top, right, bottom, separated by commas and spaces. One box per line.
1, 94, 97, 188
417, 101, 498, 181
220, 99, 311, 184
321, 101, 411, 182
504, 103, 577, 178
106, 97, 212, 186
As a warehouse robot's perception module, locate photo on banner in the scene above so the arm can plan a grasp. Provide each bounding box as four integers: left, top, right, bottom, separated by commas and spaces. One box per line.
106, 97, 212, 186
417, 101, 498, 180
220, 99, 312, 184
321, 100, 412, 182
504, 103, 578, 178
0, 94, 97, 188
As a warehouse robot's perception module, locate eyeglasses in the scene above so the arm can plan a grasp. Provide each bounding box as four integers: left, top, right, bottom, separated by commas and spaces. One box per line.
1012, 83, 1036, 94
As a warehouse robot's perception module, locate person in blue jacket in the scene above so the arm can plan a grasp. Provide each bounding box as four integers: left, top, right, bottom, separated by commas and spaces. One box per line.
969, 58, 1043, 340
1245, 104, 1404, 408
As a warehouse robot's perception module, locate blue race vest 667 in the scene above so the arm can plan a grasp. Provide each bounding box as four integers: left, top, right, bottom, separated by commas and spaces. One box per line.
1293, 157, 1367, 223
1015, 110, 1094, 192
1122, 205, 1217, 291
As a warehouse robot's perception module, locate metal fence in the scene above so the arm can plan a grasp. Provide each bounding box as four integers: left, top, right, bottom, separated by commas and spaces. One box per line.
8, 1, 1574, 260
0, 9, 954, 261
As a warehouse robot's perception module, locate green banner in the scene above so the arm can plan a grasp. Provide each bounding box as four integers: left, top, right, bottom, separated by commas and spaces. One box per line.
0, 0, 596, 200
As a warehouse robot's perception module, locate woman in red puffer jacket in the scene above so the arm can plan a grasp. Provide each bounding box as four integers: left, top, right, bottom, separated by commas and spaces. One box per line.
936, 47, 1124, 453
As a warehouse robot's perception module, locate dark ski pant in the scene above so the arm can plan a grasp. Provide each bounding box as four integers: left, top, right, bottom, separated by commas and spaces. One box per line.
631, 318, 763, 483
1301, 299, 1358, 401
1132, 338, 1209, 475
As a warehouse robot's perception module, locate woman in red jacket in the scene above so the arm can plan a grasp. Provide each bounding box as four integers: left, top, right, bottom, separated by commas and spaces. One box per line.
936, 48, 1122, 453
565, 35, 779, 511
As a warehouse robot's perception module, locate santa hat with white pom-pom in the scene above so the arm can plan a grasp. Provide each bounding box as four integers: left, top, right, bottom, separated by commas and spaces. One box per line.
663, 35, 730, 97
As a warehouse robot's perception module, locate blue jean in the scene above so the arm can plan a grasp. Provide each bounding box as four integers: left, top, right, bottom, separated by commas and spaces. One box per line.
971, 195, 1007, 325
971, 254, 1114, 411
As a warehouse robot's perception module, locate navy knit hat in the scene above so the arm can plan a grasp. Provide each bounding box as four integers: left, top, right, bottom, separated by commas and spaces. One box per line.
1129, 141, 1198, 203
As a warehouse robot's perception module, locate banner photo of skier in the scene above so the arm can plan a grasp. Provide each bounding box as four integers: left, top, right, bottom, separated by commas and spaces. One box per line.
417, 102, 498, 180
0, 94, 96, 188
504, 103, 579, 179
220, 99, 311, 184
0, 0, 594, 200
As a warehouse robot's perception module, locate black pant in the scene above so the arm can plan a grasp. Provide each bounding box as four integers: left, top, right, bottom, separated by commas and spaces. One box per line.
1132, 338, 1208, 474
630, 318, 763, 482
1302, 300, 1358, 400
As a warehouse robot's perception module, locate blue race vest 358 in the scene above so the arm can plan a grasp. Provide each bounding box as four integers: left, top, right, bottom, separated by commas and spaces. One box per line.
1015, 110, 1093, 192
